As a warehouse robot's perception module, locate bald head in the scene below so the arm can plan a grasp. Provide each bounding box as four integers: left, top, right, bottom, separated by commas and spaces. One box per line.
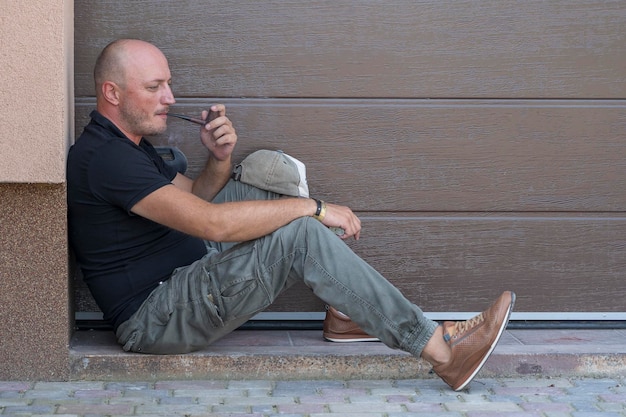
93, 39, 166, 98
94, 39, 129, 96
92, 39, 175, 142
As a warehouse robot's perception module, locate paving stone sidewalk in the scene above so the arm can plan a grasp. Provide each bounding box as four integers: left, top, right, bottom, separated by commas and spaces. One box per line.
1, 376, 624, 416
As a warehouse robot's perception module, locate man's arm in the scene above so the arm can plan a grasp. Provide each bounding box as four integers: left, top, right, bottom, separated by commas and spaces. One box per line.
132, 183, 361, 242
145, 104, 362, 242
131, 184, 321, 242
170, 157, 230, 201
171, 104, 235, 201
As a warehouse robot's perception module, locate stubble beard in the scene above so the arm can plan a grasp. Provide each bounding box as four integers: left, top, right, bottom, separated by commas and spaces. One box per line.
119, 101, 167, 138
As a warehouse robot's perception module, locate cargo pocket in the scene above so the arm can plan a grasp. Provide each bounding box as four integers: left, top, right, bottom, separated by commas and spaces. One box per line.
199, 266, 224, 328
146, 283, 174, 326
120, 330, 140, 352
218, 274, 271, 321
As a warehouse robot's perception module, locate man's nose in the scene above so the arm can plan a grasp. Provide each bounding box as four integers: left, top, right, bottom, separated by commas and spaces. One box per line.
162, 85, 176, 105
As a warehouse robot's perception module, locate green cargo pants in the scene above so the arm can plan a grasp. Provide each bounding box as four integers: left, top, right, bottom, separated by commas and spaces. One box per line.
116, 180, 438, 356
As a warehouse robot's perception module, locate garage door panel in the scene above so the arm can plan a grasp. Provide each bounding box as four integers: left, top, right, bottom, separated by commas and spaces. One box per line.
76, 99, 626, 212
74, 0, 626, 98
345, 215, 626, 313
74, 215, 626, 314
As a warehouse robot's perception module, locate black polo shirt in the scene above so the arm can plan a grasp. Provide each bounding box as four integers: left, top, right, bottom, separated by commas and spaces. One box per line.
67, 111, 207, 330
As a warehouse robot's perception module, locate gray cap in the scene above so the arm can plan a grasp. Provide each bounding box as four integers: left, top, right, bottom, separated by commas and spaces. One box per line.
232, 149, 309, 197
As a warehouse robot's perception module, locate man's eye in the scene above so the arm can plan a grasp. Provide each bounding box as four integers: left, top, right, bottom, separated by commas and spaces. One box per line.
147, 86, 158, 91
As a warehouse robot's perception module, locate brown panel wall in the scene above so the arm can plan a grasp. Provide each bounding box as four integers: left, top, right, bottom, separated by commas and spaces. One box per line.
348, 215, 626, 313
76, 99, 626, 212
74, 213, 626, 314
74, 99, 626, 314
75, 0, 626, 98
73, 0, 626, 315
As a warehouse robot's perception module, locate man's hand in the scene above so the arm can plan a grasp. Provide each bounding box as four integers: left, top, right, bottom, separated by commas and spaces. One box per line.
320, 202, 362, 240
184, 104, 237, 201
200, 104, 237, 162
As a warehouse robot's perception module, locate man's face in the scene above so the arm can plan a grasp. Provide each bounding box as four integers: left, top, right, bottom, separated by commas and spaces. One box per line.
117, 46, 175, 138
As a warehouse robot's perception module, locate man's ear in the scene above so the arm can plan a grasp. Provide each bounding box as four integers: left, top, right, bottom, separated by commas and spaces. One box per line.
101, 81, 121, 105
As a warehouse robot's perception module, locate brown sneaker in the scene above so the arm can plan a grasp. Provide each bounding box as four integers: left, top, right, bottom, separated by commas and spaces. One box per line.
323, 306, 380, 342
433, 291, 515, 391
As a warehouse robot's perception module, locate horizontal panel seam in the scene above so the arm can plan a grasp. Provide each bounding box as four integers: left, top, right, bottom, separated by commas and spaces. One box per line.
357, 214, 626, 221
75, 97, 626, 107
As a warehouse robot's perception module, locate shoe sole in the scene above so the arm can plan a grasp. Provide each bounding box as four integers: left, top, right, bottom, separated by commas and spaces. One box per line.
323, 335, 380, 343
454, 291, 516, 391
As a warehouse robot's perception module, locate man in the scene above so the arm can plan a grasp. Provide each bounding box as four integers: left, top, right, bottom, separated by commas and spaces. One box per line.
67, 39, 515, 391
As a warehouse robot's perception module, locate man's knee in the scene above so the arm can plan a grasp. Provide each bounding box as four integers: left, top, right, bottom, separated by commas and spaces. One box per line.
283, 217, 336, 246
290, 216, 325, 233
213, 180, 282, 204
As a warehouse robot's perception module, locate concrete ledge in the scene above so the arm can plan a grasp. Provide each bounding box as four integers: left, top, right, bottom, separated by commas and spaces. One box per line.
70, 329, 626, 382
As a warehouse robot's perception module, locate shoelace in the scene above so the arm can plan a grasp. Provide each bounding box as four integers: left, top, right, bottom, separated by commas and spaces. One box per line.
446, 312, 485, 341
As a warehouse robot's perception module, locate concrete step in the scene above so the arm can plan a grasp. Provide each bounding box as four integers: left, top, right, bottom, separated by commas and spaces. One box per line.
69, 329, 626, 381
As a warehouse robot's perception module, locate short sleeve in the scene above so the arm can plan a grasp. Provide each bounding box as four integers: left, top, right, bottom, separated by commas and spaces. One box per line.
88, 140, 174, 212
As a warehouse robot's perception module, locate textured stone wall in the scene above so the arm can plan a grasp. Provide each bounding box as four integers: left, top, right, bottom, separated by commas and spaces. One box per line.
0, 2, 72, 183
0, 184, 69, 380
0, 1, 72, 379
